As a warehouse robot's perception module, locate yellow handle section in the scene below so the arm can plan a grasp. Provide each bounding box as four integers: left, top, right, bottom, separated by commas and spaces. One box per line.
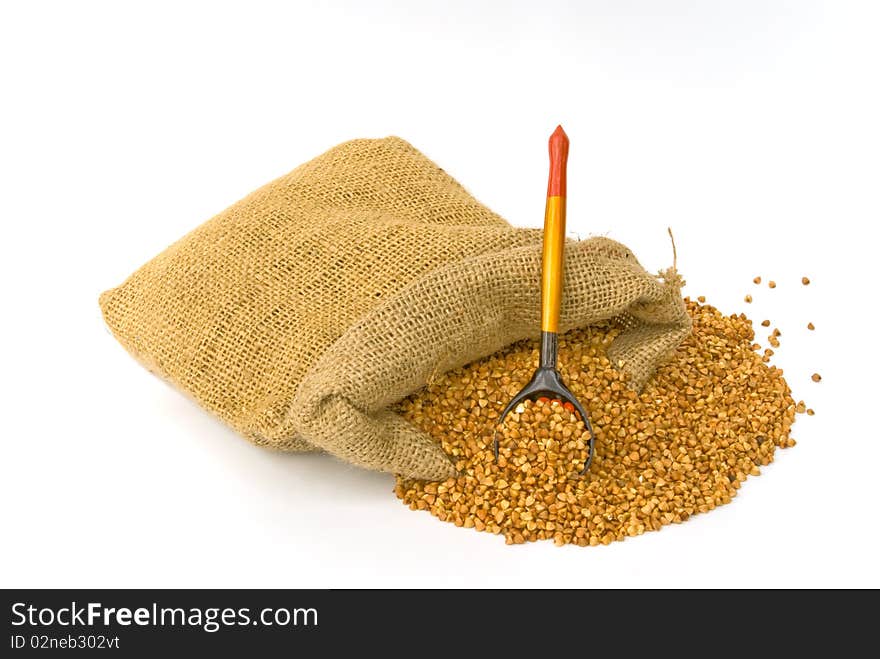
541, 195, 566, 333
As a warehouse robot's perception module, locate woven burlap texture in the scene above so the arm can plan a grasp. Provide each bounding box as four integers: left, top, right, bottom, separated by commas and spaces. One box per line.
100, 137, 691, 480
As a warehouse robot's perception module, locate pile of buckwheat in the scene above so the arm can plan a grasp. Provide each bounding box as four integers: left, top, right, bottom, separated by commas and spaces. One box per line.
395, 299, 799, 546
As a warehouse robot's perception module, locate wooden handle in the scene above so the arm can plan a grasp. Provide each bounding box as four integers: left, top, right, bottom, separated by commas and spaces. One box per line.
541, 125, 568, 333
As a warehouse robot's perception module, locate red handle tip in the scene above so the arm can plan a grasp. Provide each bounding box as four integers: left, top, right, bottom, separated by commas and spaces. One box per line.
550, 124, 569, 145
548, 125, 569, 197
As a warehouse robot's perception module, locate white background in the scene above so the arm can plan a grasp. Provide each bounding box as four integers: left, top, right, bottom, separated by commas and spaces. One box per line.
1, 0, 878, 588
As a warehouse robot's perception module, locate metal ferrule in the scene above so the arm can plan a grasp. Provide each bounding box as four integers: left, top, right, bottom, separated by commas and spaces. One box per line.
539, 331, 558, 370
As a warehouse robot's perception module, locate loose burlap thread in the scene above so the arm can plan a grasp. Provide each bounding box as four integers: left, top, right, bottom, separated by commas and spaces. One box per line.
100, 137, 692, 479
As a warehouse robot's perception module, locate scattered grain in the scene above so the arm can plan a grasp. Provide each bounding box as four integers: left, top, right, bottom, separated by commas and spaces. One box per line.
761, 320, 770, 327
744, 295, 752, 303
811, 373, 822, 382
807, 322, 815, 331
802, 277, 810, 285
396, 300, 797, 546
768, 281, 777, 289
753, 277, 762, 284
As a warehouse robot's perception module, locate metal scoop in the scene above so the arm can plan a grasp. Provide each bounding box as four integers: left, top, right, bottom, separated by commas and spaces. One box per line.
494, 125, 597, 473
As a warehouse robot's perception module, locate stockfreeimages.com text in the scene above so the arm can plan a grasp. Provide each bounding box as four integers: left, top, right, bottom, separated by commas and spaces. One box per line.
11, 602, 317, 633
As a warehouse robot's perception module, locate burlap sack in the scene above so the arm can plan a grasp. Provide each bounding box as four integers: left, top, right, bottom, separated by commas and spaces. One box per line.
100, 137, 691, 479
